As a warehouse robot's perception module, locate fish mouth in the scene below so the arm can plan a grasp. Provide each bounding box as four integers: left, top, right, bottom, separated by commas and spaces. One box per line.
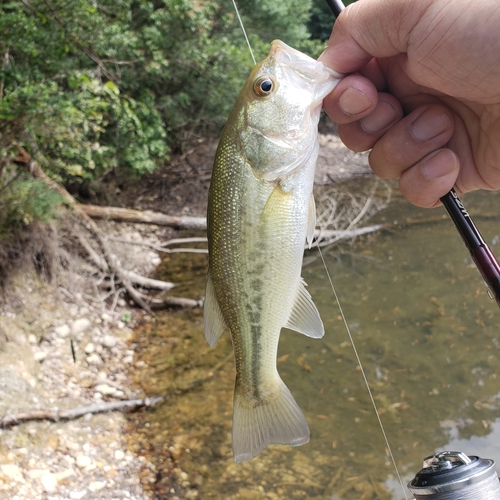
269, 39, 342, 104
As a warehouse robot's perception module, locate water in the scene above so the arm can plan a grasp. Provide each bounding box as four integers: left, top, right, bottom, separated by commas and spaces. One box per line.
128, 180, 500, 500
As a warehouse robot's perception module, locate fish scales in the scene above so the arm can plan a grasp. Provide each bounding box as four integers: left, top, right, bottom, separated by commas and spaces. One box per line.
205, 40, 341, 462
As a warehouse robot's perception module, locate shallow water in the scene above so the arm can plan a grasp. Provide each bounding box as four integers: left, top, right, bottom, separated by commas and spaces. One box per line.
128, 180, 500, 500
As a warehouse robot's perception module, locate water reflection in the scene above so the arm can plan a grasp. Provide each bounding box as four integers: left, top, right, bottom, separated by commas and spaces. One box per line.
128, 180, 500, 500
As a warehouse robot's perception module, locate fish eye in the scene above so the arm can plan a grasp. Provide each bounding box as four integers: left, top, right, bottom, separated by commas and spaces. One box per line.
253, 76, 274, 97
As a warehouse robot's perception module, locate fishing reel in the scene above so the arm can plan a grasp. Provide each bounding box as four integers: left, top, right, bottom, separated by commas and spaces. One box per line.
408, 451, 500, 500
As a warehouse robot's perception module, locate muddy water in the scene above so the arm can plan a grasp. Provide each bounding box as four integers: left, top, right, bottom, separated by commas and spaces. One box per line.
128, 180, 500, 500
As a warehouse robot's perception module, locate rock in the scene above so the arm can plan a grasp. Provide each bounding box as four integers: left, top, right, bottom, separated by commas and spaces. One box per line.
84, 342, 95, 354
95, 384, 117, 396
114, 450, 125, 461
102, 335, 117, 348
122, 355, 134, 364
54, 324, 71, 337
86, 353, 102, 365
76, 455, 92, 469
69, 491, 87, 499
28, 334, 37, 344
71, 318, 92, 334
0, 464, 24, 482
34, 351, 48, 362
54, 468, 76, 482
40, 472, 58, 493
26, 469, 48, 479
89, 480, 107, 491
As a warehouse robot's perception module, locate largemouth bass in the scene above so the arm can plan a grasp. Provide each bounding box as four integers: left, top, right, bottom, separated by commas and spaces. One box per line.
205, 40, 341, 462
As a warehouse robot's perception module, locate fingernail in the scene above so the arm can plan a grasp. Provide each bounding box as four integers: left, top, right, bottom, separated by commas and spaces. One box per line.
422, 149, 458, 179
339, 88, 372, 115
360, 101, 397, 133
412, 107, 450, 141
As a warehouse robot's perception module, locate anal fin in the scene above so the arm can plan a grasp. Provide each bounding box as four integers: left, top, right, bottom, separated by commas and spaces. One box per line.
283, 278, 324, 338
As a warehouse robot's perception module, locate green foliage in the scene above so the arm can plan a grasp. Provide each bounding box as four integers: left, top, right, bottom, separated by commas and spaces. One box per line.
0, 0, 328, 188
0, 176, 64, 238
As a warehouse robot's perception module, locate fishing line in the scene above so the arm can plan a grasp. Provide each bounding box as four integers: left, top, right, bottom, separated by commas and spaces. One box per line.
317, 244, 409, 500
230, 0, 256, 66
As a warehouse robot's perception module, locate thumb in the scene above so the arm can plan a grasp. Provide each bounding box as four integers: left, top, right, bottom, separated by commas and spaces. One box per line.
319, 0, 433, 74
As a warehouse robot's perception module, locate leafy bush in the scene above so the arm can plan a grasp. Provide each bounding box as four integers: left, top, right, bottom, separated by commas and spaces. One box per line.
0, 177, 64, 238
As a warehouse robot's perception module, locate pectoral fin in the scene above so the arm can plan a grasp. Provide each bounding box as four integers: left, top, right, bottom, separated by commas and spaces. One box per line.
203, 273, 227, 347
306, 194, 316, 249
283, 278, 324, 338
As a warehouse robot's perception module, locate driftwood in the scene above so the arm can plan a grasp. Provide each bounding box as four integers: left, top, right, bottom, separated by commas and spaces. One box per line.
0, 396, 165, 428
80, 204, 207, 230
106, 236, 208, 254
79, 205, 385, 242
147, 296, 203, 310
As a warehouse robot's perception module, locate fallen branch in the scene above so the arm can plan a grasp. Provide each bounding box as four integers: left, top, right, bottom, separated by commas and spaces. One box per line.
0, 396, 165, 428
147, 296, 203, 310
74, 232, 174, 291
80, 204, 207, 230
107, 236, 208, 254
315, 223, 386, 247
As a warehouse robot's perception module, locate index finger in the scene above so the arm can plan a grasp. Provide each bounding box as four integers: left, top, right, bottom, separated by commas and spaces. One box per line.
319, 0, 430, 74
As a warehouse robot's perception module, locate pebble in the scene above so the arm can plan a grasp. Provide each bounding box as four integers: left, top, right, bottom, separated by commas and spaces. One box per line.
28, 334, 37, 344
34, 351, 48, 362
122, 355, 134, 364
75, 455, 92, 469
1, 464, 24, 482
95, 384, 117, 396
69, 491, 87, 499
55, 469, 76, 482
86, 353, 102, 365
114, 450, 125, 461
89, 480, 107, 492
102, 335, 117, 348
40, 472, 58, 493
83, 342, 95, 354
71, 318, 92, 334
54, 324, 71, 337
26, 469, 48, 479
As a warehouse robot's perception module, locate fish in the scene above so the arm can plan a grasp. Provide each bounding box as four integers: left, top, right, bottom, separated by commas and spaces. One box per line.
204, 40, 342, 462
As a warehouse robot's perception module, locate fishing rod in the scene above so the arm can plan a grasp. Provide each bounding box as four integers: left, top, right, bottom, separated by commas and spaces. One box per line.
326, 0, 500, 308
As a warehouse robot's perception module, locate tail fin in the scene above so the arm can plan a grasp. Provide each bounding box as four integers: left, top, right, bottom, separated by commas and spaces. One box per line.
232, 377, 310, 462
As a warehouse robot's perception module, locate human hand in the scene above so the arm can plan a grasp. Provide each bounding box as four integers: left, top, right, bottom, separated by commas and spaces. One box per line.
320, 0, 500, 207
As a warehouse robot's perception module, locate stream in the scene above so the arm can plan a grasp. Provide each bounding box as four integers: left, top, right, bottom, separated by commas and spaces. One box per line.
127, 179, 500, 500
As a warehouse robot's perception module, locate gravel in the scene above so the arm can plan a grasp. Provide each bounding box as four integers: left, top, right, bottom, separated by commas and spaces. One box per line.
0, 221, 167, 499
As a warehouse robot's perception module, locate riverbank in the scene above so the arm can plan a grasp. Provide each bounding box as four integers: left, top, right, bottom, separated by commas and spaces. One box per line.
0, 132, 371, 498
